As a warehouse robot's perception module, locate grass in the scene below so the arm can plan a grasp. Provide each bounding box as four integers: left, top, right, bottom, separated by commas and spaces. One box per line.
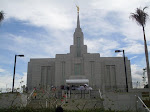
0, 107, 134, 112
0, 107, 55, 112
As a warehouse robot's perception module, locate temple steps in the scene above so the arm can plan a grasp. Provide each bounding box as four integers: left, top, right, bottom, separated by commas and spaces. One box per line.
26, 90, 103, 109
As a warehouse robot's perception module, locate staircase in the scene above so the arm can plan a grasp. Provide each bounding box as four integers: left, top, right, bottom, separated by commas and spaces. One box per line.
26, 89, 104, 109
27, 89, 52, 108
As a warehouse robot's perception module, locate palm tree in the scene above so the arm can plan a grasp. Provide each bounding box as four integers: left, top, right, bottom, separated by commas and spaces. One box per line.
0, 11, 4, 23
130, 7, 150, 88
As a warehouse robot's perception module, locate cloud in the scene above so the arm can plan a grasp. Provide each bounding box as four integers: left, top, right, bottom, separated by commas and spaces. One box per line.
124, 41, 144, 54
131, 64, 145, 82
0, 68, 27, 91
1, 30, 73, 59
15, 72, 27, 88
0, 0, 75, 30
0, 68, 5, 72
131, 64, 148, 88
85, 38, 120, 56
1, 0, 150, 43
88, 0, 150, 42
1, 0, 150, 90
130, 56, 137, 60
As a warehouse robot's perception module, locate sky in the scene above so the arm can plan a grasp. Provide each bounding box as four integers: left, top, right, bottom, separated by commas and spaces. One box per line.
0, 0, 150, 90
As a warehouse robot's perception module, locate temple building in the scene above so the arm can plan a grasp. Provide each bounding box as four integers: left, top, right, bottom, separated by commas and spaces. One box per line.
27, 10, 132, 92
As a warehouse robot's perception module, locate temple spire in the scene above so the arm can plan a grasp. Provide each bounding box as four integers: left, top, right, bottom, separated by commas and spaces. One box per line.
76, 5, 80, 28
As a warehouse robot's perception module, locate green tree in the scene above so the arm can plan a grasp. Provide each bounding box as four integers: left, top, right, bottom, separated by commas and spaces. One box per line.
0, 11, 4, 23
130, 7, 150, 88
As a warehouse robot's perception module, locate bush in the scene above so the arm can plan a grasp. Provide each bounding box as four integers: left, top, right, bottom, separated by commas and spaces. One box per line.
0, 107, 134, 112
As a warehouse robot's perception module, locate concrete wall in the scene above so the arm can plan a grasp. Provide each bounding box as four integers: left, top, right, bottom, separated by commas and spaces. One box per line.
27, 58, 55, 90
101, 57, 132, 92
103, 92, 145, 111
0, 93, 27, 108
27, 54, 132, 92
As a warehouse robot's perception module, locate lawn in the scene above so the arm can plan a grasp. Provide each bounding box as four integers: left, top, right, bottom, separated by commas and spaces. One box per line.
0, 107, 134, 112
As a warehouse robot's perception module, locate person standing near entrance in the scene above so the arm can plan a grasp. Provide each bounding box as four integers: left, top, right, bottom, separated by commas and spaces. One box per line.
33, 87, 37, 99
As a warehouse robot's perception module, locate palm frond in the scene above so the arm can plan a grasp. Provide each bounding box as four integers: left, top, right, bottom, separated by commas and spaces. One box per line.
143, 6, 148, 11
0, 11, 4, 22
130, 7, 149, 27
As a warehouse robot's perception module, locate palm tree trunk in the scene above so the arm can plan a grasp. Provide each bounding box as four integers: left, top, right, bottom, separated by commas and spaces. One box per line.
142, 26, 150, 89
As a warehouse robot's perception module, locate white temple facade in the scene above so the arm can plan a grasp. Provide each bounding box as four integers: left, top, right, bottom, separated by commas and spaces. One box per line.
27, 11, 133, 92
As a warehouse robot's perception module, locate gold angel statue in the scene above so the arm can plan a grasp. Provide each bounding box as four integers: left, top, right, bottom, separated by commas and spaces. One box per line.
76, 5, 79, 13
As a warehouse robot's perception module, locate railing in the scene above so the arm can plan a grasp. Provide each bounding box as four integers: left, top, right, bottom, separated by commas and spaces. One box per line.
46, 99, 48, 108
0, 88, 19, 93
27, 89, 35, 104
132, 82, 146, 88
99, 89, 102, 99
135, 95, 150, 112
60, 89, 103, 99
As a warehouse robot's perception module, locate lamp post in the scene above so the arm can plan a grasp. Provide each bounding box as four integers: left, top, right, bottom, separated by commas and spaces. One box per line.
115, 50, 128, 92
12, 54, 24, 93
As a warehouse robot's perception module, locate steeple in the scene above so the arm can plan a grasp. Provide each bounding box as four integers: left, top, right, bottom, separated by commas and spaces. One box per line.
76, 5, 80, 28
69, 5, 87, 57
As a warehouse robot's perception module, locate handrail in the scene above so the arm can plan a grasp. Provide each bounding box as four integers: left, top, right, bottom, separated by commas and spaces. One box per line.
26, 89, 35, 105
99, 89, 102, 99
136, 95, 150, 112
44, 90, 51, 97
46, 99, 48, 108
28, 89, 35, 100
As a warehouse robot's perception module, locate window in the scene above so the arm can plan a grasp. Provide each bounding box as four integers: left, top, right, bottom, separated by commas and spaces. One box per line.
77, 37, 81, 57
90, 61, 95, 85
62, 61, 65, 84
105, 65, 116, 89
77, 37, 80, 47
74, 64, 81, 75
41, 66, 51, 89
106, 66, 111, 85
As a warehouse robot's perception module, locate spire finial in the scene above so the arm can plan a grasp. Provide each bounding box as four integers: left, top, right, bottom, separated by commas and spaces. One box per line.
75, 5, 80, 29
76, 5, 79, 13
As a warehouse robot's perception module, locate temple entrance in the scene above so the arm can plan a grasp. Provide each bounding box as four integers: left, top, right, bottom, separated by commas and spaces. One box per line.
65, 79, 92, 90
66, 79, 89, 85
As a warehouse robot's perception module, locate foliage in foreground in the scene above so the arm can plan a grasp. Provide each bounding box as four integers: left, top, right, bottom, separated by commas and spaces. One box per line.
0, 107, 134, 112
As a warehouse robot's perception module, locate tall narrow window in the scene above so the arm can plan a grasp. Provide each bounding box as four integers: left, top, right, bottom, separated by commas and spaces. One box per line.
90, 61, 95, 85
62, 61, 65, 84
41, 66, 46, 88
41, 66, 50, 89
74, 64, 81, 75
105, 65, 116, 89
111, 65, 116, 88
77, 37, 81, 57
47, 66, 52, 86
106, 66, 111, 85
